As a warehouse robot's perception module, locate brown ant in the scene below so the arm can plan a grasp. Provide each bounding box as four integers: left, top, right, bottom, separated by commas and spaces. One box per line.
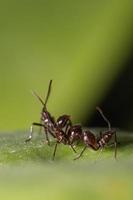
25, 80, 117, 160
73, 107, 117, 160
25, 80, 77, 159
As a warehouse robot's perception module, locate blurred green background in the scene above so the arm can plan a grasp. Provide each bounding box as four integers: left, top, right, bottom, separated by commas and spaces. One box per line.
0, 0, 132, 131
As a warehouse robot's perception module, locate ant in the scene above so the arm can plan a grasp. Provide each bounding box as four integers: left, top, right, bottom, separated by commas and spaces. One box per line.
25, 80, 77, 159
25, 80, 117, 161
73, 107, 117, 160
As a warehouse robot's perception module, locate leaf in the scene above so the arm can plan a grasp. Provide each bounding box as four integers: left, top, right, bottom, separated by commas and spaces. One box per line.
0, 130, 133, 200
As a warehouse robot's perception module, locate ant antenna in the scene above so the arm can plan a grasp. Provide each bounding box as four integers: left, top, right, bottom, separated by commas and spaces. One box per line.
31, 80, 52, 108
96, 106, 111, 131
44, 80, 52, 108
31, 91, 45, 106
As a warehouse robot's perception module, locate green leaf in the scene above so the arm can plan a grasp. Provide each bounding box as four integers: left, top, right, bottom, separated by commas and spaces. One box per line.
0, 130, 133, 200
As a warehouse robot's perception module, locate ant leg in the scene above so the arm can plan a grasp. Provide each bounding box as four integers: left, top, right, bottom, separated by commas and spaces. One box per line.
70, 144, 77, 153
44, 127, 50, 146
114, 132, 117, 159
106, 132, 117, 159
38, 119, 43, 135
47, 129, 56, 138
25, 122, 43, 142
52, 142, 58, 160
74, 146, 87, 160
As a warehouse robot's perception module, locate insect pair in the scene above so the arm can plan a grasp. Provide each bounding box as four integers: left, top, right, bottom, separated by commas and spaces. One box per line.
25, 80, 117, 160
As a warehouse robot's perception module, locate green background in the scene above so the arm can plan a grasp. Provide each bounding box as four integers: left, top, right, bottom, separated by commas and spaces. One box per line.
0, 0, 132, 131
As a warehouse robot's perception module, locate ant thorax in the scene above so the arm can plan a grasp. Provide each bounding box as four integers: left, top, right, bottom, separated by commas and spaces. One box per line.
41, 111, 55, 131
